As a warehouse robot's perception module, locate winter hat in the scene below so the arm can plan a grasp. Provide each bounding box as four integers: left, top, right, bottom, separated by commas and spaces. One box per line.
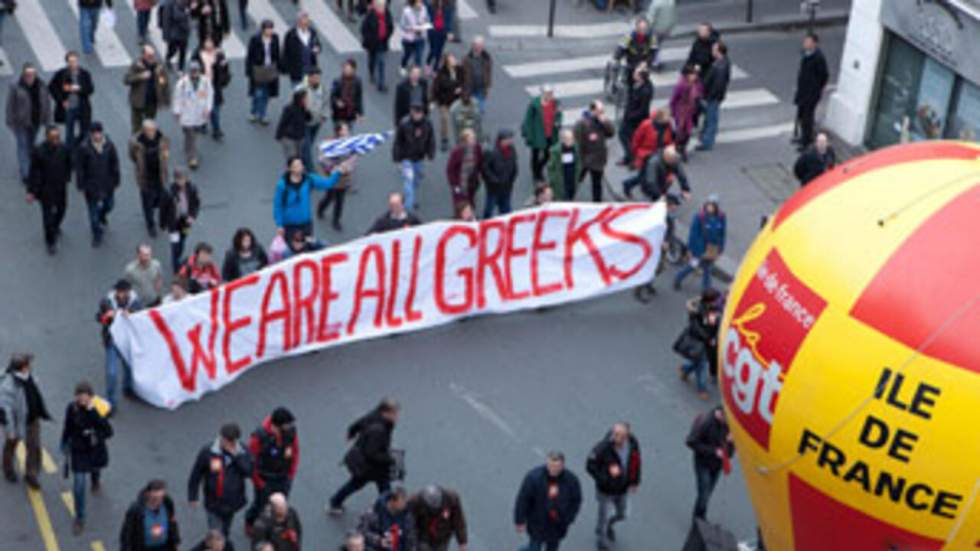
271, 407, 295, 427
114, 279, 132, 292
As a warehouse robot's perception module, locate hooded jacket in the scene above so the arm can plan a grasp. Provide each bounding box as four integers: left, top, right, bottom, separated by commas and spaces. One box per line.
248, 416, 299, 488
586, 433, 642, 495
188, 437, 252, 515
521, 96, 562, 150
273, 171, 341, 228
119, 488, 181, 551
686, 204, 726, 258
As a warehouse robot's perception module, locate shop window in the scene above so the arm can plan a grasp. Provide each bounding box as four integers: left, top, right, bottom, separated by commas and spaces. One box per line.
947, 80, 980, 141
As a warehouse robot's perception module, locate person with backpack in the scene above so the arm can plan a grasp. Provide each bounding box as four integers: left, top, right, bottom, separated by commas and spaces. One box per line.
60, 381, 113, 534
674, 194, 725, 292
188, 423, 253, 536
328, 398, 401, 516
586, 423, 641, 550
245, 407, 299, 534
273, 155, 346, 240
685, 406, 734, 520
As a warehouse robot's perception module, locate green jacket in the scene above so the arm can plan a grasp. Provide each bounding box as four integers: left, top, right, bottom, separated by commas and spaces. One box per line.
546, 141, 581, 200
521, 96, 562, 149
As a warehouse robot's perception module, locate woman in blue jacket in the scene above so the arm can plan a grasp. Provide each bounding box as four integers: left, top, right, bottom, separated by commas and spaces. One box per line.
273, 156, 348, 240
674, 193, 726, 292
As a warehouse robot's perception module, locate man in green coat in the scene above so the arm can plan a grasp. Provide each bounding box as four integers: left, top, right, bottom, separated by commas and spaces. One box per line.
546, 128, 580, 201
521, 85, 562, 184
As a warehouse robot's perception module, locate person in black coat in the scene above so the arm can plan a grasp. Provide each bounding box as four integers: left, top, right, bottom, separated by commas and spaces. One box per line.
60, 381, 113, 534
481, 128, 518, 219
391, 104, 435, 211
328, 398, 401, 515
161, 0, 193, 71
360, 1, 394, 92
120, 479, 181, 551
222, 227, 269, 281
514, 452, 582, 551
48, 52, 94, 150
686, 23, 718, 82
246, 20, 282, 125
27, 125, 73, 254
366, 192, 422, 234
696, 41, 730, 151
618, 66, 653, 166
159, 168, 201, 271
330, 59, 364, 130
276, 89, 311, 164
585, 423, 642, 549
192, 0, 230, 47
393, 65, 429, 126
686, 406, 735, 520
794, 132, 836, 186
793, 33, 830, 149
188, 423, 253, 536
75, 122, 120, 247
282, 12, 322, 85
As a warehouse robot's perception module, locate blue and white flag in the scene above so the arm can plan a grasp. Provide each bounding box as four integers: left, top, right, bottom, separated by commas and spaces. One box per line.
319, 131, 393, 159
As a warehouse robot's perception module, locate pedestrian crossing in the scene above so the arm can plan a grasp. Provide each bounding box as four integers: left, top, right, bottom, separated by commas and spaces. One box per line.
0, 0, 480, 74
503, 45, 794, 146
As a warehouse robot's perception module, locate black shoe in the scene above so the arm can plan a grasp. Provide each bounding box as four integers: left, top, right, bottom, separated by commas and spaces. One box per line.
4, 470, 17, 483
123, 388, 138, 400
24, 475, 40, 490
673, 279, 682, 291
607, 525, 616, 542
332, 220, 342, 232
46, 243, 57, 255
148, 226, 158, 238
99, 213, 108, 226
213, 130, 224, 141
92, 235, 102, 248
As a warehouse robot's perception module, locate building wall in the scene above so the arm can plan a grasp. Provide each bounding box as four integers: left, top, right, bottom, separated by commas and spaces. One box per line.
825, 0, 884, 145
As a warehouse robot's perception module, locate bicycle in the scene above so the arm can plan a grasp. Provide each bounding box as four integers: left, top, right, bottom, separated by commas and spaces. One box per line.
602, 55, 630, 124
634, 193, 687, 303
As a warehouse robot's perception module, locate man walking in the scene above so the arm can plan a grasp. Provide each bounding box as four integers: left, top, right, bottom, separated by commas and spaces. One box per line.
685, 406, 734, 520
358, 486, 416, 551
793, 32, 830, 150
0, 354, 52, 489
574, 100, 615, 202
6, 63, 52, 185
189, 423, 253, 536
49, 51, 94, 150
282, 11, 322, 86
674, 194, 725, 292
586, 423, 642, 550
367, 192, 421, 234
78, 0, 110, 56
120, 480, 182, 551
392, 103, 435, 211
129, 119, 170, 238
695, 41, 729, 152
360, 0, 394, 93
407, 485, 468, 551
245, 407, 299, 533
75, 122, 119, 247
124, 243, 164, 308
481, 128, 518, 218
252, 493, 302, 551
521, 85, 561, 185
134, 0, 155, 44
96, 280, 142, 410
394, 64, 429, 126
27, 125, 73, 255
124, 45, 171, 134
461, 36, 492, 114
618, 65, 653, 167
514, 451, 582, 551
172, 61, 214, 170
161, 0, 192, 71
328, 398, 401, 515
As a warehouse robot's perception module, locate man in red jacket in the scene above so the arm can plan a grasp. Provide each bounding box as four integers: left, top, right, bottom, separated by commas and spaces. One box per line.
630, 109, 674, 172
244, 407, 299, 535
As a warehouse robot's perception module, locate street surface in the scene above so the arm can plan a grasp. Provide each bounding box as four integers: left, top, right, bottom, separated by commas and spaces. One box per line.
0, 0, 847, 549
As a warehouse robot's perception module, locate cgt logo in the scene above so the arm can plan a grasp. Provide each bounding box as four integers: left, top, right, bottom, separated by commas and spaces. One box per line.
723, 250, 827, 450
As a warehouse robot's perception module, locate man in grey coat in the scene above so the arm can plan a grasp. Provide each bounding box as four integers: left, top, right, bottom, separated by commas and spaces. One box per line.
0, 353, 52, 489
5, 63, 52, 185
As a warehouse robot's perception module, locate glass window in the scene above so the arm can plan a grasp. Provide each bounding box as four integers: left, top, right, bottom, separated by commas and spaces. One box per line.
911, 58, 955, 140
947, 80, 980, 141
868, 35, 926, 148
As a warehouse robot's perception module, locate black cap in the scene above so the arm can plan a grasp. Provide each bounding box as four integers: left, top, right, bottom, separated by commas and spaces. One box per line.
114, 279, 132, 292
271, 407, 295, 427
89, 121, 103, 133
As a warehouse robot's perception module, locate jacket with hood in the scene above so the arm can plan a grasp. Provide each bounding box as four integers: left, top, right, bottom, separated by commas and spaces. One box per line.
358, 493, 417, 551
0, 369, 51, 441
586, 433, 642, 495
75, 136, 121, 199
119, 488, 181, 551
188, 437, 252, 515
481, 134, 518, 194
248, 416, 299, 488
573, 110, 615, 171
273, 171, 341, 228
392, 115, 435, 163
343, 408, 394, 482
686, 203, 726, 258
630, 112, 674, 169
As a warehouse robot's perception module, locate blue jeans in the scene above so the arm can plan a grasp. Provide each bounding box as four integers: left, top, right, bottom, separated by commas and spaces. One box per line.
699, 100, 720, 149
72, 470, 100, 522
79, 7, 100, 55
85, 192, 114, 240
105, 344, 133, 408
400, 39, 424, 68
427, 31, 447, 68
675, 257, 715, 292
521, 540, 560, 551
682, 354, 708, 392
622, 163, 648, 198
618, 121, 636, 163
251, 85, 270, 120
210, 103, 222, 135
329, 476, 390, 509
693, 462, 721, 519
472, 89, 487, 115
13, 126, 37, 184
368, 50, 386, 89
302, 123, 320, 171
0, 12, 6, 45
136, 9, 151, 42
483, 189, 512, 218
401, 159, 424, 210
64, 107, 89, 151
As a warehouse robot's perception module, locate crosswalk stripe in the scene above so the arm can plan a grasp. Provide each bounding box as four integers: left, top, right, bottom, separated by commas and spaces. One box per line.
457, 0, 479, 19
219, 28, 247, 59
505, 51, 748, 81
65, 3, 133, 67
123, 0, 166, 57
12, 1, 67, 72
305, 0, 362, 54
0, 47, 13, 77
712, 121, 794, 144
248, 0, 290, 37
526, 68, 748, 99
560, 88, 782, 126
490, 21, 630, 39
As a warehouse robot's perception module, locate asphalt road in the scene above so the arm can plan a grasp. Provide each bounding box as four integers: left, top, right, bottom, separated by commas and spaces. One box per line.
0, 1, 847, 549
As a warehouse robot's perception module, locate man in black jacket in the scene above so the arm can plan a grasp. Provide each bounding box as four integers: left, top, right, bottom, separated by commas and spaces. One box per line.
481, 128, 518, 218
586, 423, 641, 550
367, 192, 421, 234
245, 407, 299, 532
793, 132, 836, 186
189, 423, 253, 536
392, 103, 435, 211
793, 33, 830, 150
624, 144, 689, 201
686, 23, 718, 83
696, 41, 730, 152
686, 406, 735, 520
282, 11, 322, 85
48, 51, 94, 150
394, 64, 429, 125
617, 65, 653, 167
328, 398, 401, 515
514, 451, 582, 551
120, 479, 182, 551
75, 122, 120, 247
27, 125, 72, 254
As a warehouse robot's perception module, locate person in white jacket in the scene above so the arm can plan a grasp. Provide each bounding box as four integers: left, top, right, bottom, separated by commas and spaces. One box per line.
172, 61, 214, 169
399, 0, 430, 74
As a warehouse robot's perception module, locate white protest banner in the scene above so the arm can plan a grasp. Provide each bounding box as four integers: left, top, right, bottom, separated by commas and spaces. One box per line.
111, 203, 666, 409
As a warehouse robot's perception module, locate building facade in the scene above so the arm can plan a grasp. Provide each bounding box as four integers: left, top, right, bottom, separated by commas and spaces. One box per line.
826, 0, 980, 148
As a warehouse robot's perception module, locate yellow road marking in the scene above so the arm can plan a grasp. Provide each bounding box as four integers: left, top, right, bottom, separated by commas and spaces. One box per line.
90, 541, 106, 551
14, 442, 58, 474
25, 486, 60, 551
61, 492, 75, 517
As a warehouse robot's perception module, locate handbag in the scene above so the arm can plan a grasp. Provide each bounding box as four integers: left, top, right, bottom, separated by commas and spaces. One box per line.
252, 64, 278, 85
703, 243, 720, 261
673, 327, 705, 361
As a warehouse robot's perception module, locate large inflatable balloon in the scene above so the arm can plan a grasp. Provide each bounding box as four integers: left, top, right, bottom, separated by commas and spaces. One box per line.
719, 141, 980, 551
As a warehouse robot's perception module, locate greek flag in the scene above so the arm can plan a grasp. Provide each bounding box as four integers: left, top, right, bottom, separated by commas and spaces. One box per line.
319, 131, 393, 159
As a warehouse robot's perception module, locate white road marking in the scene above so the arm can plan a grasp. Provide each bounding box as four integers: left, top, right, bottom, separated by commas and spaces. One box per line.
65, 1, 133, 67
457, 0, 479, 19
124, 0, 166, 57
248, 0, 289, 36
450, 383, 519, 441
12, 1, 67, 72
490, 21, 630, 39
527, 69, 749, 100
0, 47, 12, 77
305, 0, 363, 54
710, 121, 795, 144
507, 52, 748, 81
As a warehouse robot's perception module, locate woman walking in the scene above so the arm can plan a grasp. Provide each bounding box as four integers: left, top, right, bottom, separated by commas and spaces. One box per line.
399, 0, 430, 74
425, 0, 453, 72
193, 37, 232, 141
60, 382, 113, 535
245, 19, 282, 125
430, 52, 463, 152
276, 89, 310, 163
316, 123, 356, 231
669, 64, 702, 161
